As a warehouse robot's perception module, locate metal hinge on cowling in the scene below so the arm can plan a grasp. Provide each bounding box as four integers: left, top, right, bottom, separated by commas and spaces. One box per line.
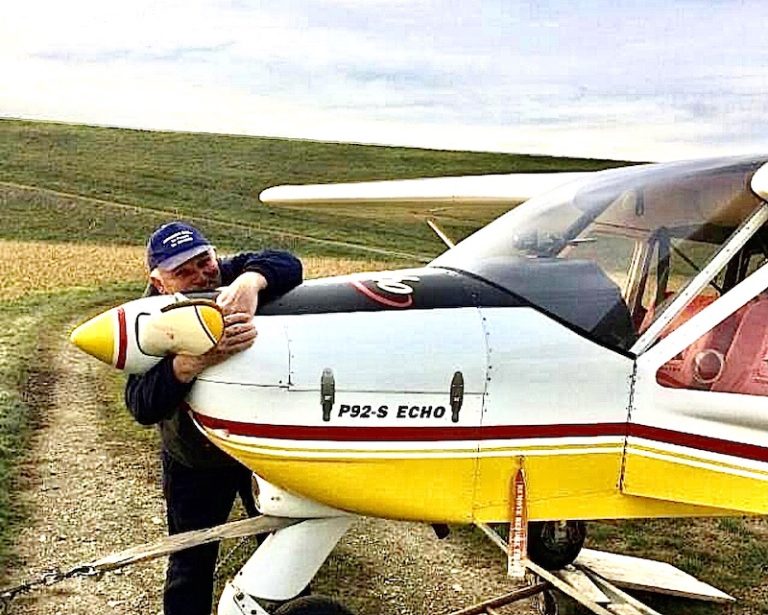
450, 371, 464, 423
321, 368, 335, 422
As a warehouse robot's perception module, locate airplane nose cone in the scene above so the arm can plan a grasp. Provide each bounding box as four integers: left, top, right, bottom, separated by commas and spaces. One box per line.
70, 310, 115, 366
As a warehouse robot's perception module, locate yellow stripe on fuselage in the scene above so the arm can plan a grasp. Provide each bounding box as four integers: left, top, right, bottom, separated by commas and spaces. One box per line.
628, 443, 768, 479
202, 428, 740, 522
624, 445, 768, 515
207, 437, 620, 458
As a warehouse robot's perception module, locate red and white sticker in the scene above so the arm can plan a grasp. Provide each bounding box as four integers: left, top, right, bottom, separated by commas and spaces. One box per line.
350, 275, 419, 308
507, 466, 528, 579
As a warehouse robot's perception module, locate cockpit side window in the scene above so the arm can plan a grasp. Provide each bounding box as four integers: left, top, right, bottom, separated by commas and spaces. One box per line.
433, 156, 768, 354
637, 234, 722, 334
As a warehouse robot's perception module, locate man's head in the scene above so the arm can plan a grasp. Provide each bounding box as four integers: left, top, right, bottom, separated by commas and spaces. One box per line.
147, 222, 221, 294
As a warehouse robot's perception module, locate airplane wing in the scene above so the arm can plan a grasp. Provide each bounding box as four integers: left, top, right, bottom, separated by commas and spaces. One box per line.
259, 172, 590, 207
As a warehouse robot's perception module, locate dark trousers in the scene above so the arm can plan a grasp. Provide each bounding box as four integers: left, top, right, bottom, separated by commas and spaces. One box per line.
161, 451, 256, 615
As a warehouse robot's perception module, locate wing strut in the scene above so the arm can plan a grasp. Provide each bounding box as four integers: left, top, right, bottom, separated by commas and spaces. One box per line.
426, 218, 456, 249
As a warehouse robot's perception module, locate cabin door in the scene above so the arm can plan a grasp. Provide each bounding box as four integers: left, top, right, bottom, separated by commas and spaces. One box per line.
625, 263, 768, 514
474, 307, 634, 522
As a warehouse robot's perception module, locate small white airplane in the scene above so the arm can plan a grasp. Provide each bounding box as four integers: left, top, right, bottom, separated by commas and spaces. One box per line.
70, 154, 768, 614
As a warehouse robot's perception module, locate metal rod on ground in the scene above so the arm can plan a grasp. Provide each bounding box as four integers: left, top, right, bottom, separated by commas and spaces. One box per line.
446, 582, 548, 615
475, 523, 506, 551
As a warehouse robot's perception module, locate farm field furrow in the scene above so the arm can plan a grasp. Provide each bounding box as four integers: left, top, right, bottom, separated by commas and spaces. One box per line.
0, 239, 402, 300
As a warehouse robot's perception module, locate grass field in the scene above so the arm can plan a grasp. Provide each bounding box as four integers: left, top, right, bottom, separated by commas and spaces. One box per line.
0, 118, 625, 259
0, 240, 145, 299
0, 239, 399, 301
1, 119, 766, 613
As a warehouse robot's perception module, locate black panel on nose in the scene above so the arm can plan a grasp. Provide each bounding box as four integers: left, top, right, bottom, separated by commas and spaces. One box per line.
252, 267, 523, 316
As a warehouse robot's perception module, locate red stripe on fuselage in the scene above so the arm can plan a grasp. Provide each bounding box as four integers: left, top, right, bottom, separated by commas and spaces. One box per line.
191, 411, 768, 464
628, 424, 768, 464
193, 412, 626, 442
116, 307, 127, 370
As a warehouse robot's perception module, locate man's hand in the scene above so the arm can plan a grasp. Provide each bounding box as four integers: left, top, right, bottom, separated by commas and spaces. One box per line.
172, 313, 257, 382
216, 271, 267, 317
213, 312, 259, 355
174, 269, 267, 383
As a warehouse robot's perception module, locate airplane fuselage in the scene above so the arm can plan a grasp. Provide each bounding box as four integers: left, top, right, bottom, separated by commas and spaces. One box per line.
70, 156, 768, 525
188, 267, 748, 522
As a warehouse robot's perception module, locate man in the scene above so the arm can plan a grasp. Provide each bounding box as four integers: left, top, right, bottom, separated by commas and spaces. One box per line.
125, 221, 303, 615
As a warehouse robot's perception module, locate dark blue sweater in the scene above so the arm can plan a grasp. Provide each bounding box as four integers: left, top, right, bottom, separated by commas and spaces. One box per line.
125, 250, 302, 468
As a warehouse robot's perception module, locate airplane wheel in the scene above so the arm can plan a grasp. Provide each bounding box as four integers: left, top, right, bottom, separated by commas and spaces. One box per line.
527, 520, 586, 570
273, 595, 354, 615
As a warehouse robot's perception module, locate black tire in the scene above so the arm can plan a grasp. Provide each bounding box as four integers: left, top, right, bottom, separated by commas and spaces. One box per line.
527, 520, 586, 570
273, 595, 354, 615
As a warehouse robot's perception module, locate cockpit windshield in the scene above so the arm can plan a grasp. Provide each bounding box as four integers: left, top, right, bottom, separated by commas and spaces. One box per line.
432, 156, 768, 352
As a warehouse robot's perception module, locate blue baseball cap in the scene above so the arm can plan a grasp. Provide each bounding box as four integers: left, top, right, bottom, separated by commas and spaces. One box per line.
147, 222, 213, 271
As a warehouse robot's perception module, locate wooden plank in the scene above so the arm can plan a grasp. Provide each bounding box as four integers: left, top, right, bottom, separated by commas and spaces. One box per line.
554, 567, 610, 604
526, 560, 615, 615
587, 574, 664, 615
606, 605, 645, 615
575, 548, 734, 603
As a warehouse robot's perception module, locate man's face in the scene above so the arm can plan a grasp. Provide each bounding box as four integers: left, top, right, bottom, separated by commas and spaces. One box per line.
151, 249, 222, 294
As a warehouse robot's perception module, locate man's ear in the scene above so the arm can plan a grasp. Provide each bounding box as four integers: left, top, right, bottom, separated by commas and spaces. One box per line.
149, 271, 166, 294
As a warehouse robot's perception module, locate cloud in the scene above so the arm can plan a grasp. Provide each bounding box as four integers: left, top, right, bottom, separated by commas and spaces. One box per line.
2, 0, 767, 162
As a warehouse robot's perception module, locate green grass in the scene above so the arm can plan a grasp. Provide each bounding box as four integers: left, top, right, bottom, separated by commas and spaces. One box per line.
578, 518, 768, 614
0, 118, 625, 260
0, 184, 373, 260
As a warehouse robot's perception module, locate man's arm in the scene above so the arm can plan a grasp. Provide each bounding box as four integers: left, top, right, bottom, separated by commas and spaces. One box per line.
125, 356, 195, 425
216, 271, 267, 316
220, 250, 303, 302
217, 250, 303, 317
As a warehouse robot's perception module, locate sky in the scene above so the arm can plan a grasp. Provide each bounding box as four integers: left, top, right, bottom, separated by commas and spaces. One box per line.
2, 0, 767, 162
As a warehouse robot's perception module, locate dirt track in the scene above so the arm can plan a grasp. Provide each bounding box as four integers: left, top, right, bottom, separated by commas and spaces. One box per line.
6, 330, 533, 615
8, 337, 166, 614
